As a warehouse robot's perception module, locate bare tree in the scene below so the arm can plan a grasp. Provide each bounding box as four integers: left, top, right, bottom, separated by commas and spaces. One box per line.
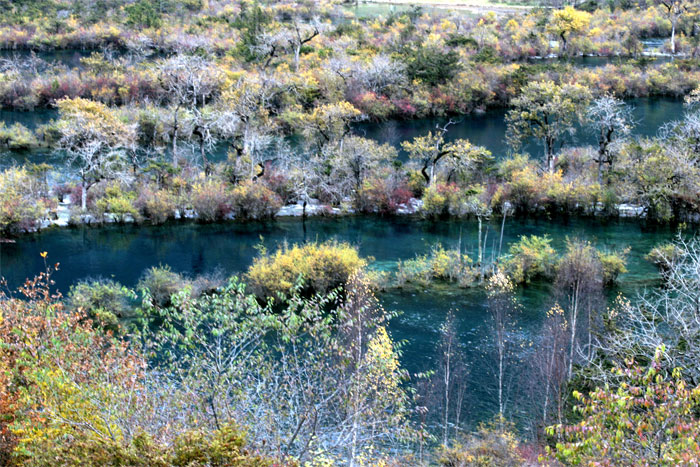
55, 98, 135, 211
527, 305, 569, 434
188, 108, 219, 175
554, 239, 604, 378
486, 271, 519, 422
216, 75, 283, 182
287, 18, 321, 72
593, 237, 700, 385
653, 0, 694, 54
435, 311, 469, 446
157, 54, 221, 167
327, 135, 397, 202
327, 53, 407, 97
587, 95, 634, 183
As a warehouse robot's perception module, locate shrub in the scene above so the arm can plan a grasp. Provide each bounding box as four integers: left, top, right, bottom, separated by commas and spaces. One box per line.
136, 186, 176, 225
171, 423, 272, 467
191, 179, 233, 222
0, 122, 38, 150
70, 184, 97, 211
94, 182, 139, 223
495, 163, 600, 215
598, 248, 629, 286
261, 169, 295, 204
68, 279, 137, 332
551, 355, 700, 466
422, 183, 468, 218
504, 235, 558, 284
231, 181, 282, 220
138, 265, 187, 308
646, 242, 681, 275
246, 241, 367, 298
190, 270, 226, 298
353, 91, 394, 120
355, 177, 413, 215
54, 183, 75, 203
396, 244, 476, 288
437, 419, 524, 467
0, 167, 47, 235
23, 420, 273, 467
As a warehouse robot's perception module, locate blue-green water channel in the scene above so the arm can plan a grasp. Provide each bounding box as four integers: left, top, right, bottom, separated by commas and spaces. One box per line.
356, 97, 684, 158
0, 96, 686, 168
0, 216, 678, 422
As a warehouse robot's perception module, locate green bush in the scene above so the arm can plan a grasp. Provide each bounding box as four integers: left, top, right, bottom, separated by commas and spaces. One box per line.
43, 424, 272, 467
125, 0, 162, 28
646, 242, 680, 273
0, 167, 47, 234
0, 122, 38, 150
422, 183, 469, 218
138, 265, 187, 308
68, 279, 137, 332
504, 235, 558, 284
396, 244, 476, 288
94, 182, 139, 223
598, 249, 629, 286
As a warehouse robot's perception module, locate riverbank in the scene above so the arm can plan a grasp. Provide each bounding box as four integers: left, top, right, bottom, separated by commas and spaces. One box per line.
20, 194, 660, 237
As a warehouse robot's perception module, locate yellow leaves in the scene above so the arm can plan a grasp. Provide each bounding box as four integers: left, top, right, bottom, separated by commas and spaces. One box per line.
546, 303, 566, 320
589, 27, 603, 37
301, 101, 362, 142
486, 270, 514, 294
365, 326, 401, 383
425, 32, 443, 47
56, 97, 135, 148
439, 19, 457, 34
246, 241, 367, 298
550, 6, 592, 36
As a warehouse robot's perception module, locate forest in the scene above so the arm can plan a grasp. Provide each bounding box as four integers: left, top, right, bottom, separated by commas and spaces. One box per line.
2, 0, 700, 465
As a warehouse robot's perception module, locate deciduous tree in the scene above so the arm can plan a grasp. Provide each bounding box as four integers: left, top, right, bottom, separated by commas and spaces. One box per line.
55, 97, 135, 211
506, 81, 591, 172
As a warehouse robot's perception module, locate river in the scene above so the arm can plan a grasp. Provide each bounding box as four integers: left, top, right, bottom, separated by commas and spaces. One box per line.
0, 96, 686, 168
0, 215, 679, 423
0, 56, 688, 426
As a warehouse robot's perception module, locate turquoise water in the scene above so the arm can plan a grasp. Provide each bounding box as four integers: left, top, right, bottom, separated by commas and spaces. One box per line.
0, 96, 684, 168
356, 97, 684, 159
0, 216, 677, 422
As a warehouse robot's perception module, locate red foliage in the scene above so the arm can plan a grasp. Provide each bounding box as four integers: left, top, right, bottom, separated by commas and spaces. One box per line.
356, 177, 413, 215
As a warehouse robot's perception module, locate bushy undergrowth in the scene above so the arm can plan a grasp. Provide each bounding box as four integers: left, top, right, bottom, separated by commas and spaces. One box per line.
396, 244, 476, 288
246, 240, 368, 298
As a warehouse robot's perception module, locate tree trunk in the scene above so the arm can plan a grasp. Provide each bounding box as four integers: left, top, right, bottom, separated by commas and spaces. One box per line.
498, 206, 507, 259
568, 281, 580, 379
498, 339, 504, 418
476, 216, 483, 269
172, 110, 179, 168
81, 183, 87, 212
671, 20, 676, 55
200, 136, 210, 176
443, 339, 451, 446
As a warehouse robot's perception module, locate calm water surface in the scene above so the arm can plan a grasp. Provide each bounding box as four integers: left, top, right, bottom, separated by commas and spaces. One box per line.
357, 97, 684, 158
0, 216, 678, 422
0, 97, 685, 168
